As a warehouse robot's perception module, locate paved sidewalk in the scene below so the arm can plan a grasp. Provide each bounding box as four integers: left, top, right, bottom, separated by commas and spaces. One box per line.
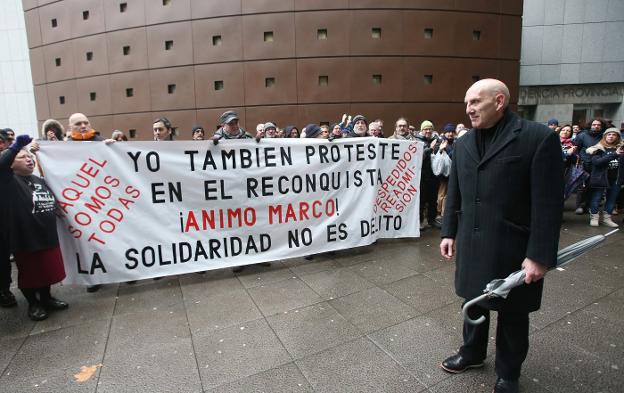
1, 208, 622, 393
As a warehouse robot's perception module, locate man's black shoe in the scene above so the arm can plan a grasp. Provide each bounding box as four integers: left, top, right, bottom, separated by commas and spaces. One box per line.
43, 297, 69, 310
232, 266, 244, 273
440, 353, 484, 374
259, 262, 271, 267
28, 303, 48, 321
86, 284, 101, 293
0, 289, 17, 308
492, 377, 519, 393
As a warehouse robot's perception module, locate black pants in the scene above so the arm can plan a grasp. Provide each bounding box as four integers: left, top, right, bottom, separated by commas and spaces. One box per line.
420, 178, 439, 224
0, 241, 11, 291
460, 303, 529, 380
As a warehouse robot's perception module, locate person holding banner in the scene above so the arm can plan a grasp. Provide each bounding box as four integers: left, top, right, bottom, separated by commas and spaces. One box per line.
0, 130, 18, 307
440, 79, 563, 393
1, 135, 68, 321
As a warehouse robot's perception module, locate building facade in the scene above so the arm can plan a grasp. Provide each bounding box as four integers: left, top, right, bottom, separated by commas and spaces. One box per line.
23, 0, 522, 140
0, 0, 37, 136
519, 0, 624, 128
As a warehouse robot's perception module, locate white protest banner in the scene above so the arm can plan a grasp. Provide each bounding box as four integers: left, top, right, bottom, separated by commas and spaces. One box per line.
36, 137, 422, 284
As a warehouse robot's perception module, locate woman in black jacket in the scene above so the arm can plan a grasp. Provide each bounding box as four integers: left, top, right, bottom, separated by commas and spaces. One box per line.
0, 135, 68, 321
586, 128, 624, 227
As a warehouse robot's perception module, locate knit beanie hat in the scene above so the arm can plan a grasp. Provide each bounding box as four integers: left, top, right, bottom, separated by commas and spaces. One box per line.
442, 123, 456, 133
420, 120, 434, 131
352, 115, 368, 127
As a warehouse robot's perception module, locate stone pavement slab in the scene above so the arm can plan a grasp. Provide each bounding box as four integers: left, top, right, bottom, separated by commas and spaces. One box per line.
0, 205, 623, 392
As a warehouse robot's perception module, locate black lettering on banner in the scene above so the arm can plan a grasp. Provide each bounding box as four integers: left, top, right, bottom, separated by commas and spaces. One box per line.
151, 182, 182, 203
184, 150, 198, 171
76, 252, 107, 274
287, 228, 313, 248
327, 223, 348, 242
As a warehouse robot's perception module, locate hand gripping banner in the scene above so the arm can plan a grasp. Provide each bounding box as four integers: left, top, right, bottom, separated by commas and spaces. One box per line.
36, 137, 423, 284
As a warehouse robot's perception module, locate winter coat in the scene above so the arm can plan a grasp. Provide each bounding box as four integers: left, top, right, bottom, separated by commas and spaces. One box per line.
586, 144, 624, 188
574, 130, 604, 169
442, 110, 563, 312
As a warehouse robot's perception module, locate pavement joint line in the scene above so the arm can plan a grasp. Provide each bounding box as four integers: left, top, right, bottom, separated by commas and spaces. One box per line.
93, 283, 121, 393
179, 278, 208, 393
0, 334, 28, 383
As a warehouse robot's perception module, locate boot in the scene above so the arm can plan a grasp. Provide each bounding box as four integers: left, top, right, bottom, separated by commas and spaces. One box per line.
600, 213, 619, 228
589, 213, 599, 227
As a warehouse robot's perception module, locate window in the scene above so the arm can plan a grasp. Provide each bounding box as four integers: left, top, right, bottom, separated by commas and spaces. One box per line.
472, 30, 481, 41
372, 74, 382, 84
318, 75, 328, 86
123, 46, 131, 55
90, 92, 96, 101
129, 129, 137, 138
212, 35, 222, 46
424, 28, 433, 39
165, 40, 173, 50
317, 29, 328, 40
59, 96, 65, 104
86, 51, 93, 61
120, 3, 127, 13
51, 18, 58, 28
168, 84, 176, 94
424, 75, 433, 85
55, 58, 61, 67
264, 31, 274, 42
265, 77, 275, 88
126, 88, 134, 97
371, 28, 382, 39
83, 11, 89, 20
214, 80, 224, 91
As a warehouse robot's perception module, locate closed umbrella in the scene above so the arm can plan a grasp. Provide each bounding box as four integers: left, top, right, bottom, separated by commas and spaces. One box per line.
463, 229, 619, 325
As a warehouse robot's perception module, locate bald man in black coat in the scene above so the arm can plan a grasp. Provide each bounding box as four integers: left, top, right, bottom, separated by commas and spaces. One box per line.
439, 79, 564, 393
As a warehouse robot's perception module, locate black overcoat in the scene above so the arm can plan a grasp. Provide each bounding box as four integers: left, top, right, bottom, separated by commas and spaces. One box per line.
441, 111, 564, 312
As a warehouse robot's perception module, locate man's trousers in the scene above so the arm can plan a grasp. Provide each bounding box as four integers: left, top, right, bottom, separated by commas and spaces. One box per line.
459, 302, 530, 380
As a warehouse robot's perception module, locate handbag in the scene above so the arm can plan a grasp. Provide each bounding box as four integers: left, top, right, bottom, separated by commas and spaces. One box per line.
564, 157, 589, 200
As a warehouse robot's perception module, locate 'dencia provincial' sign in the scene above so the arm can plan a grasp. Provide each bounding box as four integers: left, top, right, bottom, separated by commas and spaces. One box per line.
37, 138, 423, 285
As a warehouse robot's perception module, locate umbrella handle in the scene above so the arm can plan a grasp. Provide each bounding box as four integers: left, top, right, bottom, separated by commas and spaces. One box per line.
462, 293, 490, 325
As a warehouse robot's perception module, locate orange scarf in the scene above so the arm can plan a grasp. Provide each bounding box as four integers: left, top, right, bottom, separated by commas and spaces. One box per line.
71, 129, 98, 141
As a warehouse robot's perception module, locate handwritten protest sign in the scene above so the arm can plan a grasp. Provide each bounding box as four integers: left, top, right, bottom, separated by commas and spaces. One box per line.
37, 137, 423, 284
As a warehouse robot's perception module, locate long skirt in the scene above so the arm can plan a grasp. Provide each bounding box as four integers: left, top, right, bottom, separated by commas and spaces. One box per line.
15, 246, 66, 289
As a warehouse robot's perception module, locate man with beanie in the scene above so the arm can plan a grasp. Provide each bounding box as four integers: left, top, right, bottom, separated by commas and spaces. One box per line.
345, 115, 368, 137
573, 118, 606, 214
415, 120, 440, 229
440, 79, 563, 393
0, 130, 17, 307
547, 118, 559, 131
263, 122, 278, 138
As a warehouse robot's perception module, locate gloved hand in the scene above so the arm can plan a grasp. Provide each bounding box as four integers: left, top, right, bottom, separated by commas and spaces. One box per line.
255, 135, 262, 143
9, 135, 32, 152
212, 135, 222, 145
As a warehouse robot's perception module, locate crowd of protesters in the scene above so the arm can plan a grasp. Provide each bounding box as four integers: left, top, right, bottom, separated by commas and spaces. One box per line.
1, 109, 622, 321
553, 117, 624, 227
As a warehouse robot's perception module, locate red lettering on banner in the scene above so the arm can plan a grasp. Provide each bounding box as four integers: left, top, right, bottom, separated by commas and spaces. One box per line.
375, 143, 420, 214
57, 156, 141, 245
